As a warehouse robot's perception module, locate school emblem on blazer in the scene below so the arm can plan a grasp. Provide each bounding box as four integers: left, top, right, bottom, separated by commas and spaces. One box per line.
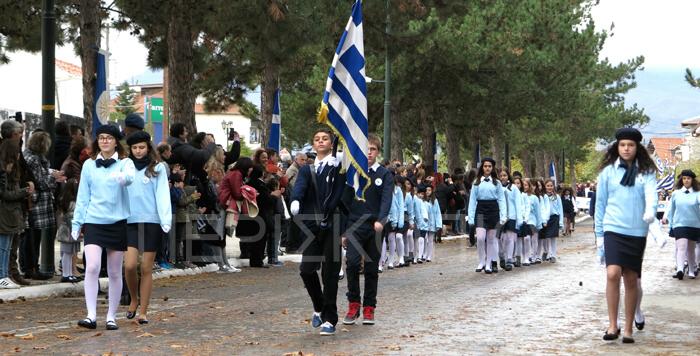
375, 178, 382, 186
142, 177, 151, 184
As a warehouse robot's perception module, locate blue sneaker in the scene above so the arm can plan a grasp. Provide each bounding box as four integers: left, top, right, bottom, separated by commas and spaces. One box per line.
319, 322, 336, 336
158, 261, 172, 270
311, 312, 322, 328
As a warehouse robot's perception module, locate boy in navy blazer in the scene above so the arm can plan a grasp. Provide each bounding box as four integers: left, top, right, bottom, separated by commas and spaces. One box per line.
342, 134, 393, 326
290, 128, 347, 336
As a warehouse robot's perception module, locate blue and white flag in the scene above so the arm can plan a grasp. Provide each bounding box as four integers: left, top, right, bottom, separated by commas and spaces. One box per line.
432, 132, 438, 173
656, 173, 674, 192
549, 161, 557, 186
317, 0, 370, 199
267, 88, 281, 152
474, 142, 481, 166
92, 49, 110, 138
654, 155, 664, 174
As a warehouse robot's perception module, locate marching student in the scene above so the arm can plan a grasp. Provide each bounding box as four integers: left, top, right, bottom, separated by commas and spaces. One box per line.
402, 178, 416, 265
521, 179, 541, 266
72, 125, 135, 331
513, 177, 529, 267
413, 185, 429, 263
425, 184, 442, 263
498, 168, 523, 270
385, 175, 406, 269
532, 179, 547, 264
343, 134, 393, 326
595, 127, 657, 344
123, 131, 172, 324
468, 158, 506, 274
291, 128, 346, 336
541, 179, 563, 263
662, 169, 700, 280
561, 187, 576, 236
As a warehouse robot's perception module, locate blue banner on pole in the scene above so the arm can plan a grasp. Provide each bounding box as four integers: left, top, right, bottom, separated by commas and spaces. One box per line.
92, 50, 109, 139
268, 88, 281, 151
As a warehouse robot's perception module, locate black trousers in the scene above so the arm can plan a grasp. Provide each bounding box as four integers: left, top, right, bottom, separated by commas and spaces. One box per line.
345, 221, 381, 308
19, 228, 41, 276
299, 228, 342, 325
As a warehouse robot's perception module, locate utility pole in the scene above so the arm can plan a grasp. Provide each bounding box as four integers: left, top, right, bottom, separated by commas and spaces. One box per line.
40, 0, 56, 279
382, 0, 391, 160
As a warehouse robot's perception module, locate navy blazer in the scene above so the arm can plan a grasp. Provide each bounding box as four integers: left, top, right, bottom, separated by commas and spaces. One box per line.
291, 162, 346, 231
345, 165, 394, 225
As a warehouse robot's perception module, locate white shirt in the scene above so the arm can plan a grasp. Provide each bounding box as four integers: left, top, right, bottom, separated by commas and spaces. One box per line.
369, 162, 381, 173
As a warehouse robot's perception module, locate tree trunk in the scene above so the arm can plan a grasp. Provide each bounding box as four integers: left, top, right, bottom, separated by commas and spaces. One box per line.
569, 158, 577, 187
534, 150, 544, 178
491, 136, 501, 168
167, 0, 197, 135
259, 63, 276, 150
390, 98, 402, 162
78, 0, 101, 136
520, 149, 532, 178
420, 108, 434, 174
446, 121, 461, 174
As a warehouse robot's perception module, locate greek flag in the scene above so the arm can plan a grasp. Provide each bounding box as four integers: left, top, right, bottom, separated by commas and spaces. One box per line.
657, 173, 674, 192
549, 161, 557, 186
267, 88, 281, 152
92, 49, 109, 138
317, 0, 370, 199
654, 155, 664, 174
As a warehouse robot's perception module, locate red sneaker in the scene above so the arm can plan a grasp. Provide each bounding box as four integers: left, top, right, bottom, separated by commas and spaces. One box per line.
362, 306, 375, 325
343, 302, 361, 325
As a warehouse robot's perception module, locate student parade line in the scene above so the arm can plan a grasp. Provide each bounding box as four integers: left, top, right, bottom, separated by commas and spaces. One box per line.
0, 215, 591, 303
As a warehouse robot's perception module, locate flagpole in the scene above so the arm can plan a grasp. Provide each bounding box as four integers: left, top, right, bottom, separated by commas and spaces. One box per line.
382, 0, 391, 161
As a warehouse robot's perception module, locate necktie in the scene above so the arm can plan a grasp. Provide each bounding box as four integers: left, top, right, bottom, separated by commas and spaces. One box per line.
484, 177, 490, 182
96, 158, 116, 168
685, 190, 690, 194
316, 164, 323, 174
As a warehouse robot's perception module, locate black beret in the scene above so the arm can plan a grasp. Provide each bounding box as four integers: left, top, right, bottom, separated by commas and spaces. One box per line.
615, 127, 643, 143
95, 124, 123, 140
124, 113, 145, 129
126, 130, 151, 146
680, 169, 696, 179
417, 184, 427, 193
481, 157, 496, 166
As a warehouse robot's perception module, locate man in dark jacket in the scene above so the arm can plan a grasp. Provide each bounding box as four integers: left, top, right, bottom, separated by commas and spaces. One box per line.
51, 121, 72, 169
166, 123, 217, 184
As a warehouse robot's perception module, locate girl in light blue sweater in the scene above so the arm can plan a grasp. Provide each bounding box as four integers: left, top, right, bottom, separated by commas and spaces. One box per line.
424, 184, 442, 262
663, 169, 700, 280
414, 186, 429, 263
72, 125, 135, 331
123, 131, 172, 324
384, 176, 406, 269
403, 179, 416, 264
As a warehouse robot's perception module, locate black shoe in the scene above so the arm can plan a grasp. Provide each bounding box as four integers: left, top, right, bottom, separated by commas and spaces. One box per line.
492, 267, 498, 273
78, 318, 96, 329
138, 318, 149, 325
622, 336, 635, 344
676, 270, 684, 280
60, 276, 80, 283
499, 259, 506, 269
505, 263, 513, 271
635, 320, 645, 331
475, 266, 484, 272
484, 269, 492, 274
126, 309, 137, 319
106, 320, 119, 330
603, 328, 620, 341
492, 261, 498, 270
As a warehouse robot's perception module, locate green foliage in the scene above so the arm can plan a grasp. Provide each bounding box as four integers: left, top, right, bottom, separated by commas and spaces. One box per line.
575, 146, 605, 182
235, 140, 254, 159
114, 81, 136, 115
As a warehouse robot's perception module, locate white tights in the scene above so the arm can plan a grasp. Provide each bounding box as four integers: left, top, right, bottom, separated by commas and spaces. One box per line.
84, 244, 124, 322
425, 232, 435, 261
61, 251, 73, 278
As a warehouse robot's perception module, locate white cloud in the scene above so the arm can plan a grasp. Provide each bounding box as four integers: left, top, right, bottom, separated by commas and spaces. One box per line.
591, 0, 700, 68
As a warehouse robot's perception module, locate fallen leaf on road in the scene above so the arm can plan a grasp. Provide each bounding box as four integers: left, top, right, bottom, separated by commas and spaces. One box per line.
1, 332, 15, 337
37, 320, 57, 324
18, 333, 34, 340
15, 316, 24, 320
137, 333, 155, 338
245, 341, 260, 345
92, 332, 103, 337
169, 312, 176, 317
33, 346, 48, 350
163, 296, 169, 301
385, 345, 401, 351
282, 308, 289, 315
170, 344, 184, 349
13, 347, 20, 352
56, 334, 72, 340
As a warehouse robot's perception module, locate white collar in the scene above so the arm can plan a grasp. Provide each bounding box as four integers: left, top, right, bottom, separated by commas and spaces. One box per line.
97, 152, 119, 161
370, 162, 381, 172
480, 176, 492, 182
683, 187, 694, 193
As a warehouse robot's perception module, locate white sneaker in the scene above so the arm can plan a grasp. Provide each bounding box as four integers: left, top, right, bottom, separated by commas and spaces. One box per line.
0, 277, 20, 289
217, 265, 241, 273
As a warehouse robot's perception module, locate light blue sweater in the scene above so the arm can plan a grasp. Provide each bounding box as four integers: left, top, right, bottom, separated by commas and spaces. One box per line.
414, 198, 430, 232
525, 194, 543, 228
72, 153, 135, 234
594, 160, 658, 238
666, 188, 700, 230
404, 193, 416, 227
503, 183, 523, 228
468, 177, 507, 226
542, 193, 564, 228
427, 199, 443, 232
388, 186, 405, 229
127, 162, 172, 229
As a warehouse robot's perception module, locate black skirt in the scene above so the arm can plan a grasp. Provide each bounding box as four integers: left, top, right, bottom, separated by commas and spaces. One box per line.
518, 224, 533, 238
671, 226, 700, 241
604, 231, 647, 277
84, 220, 127, 251
541, 215, 560, 239
475, 200, 500, 230
399, 213, 411, 235
127, 223, 162, 252
503, 219, 517, 233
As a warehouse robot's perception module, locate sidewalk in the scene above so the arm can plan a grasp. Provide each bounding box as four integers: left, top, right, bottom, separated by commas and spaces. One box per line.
1, 215, 591, 302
